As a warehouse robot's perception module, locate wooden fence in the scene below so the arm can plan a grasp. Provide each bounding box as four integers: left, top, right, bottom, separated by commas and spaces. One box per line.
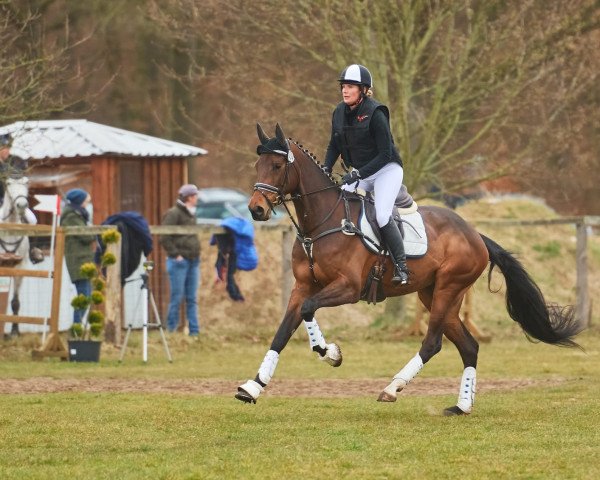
0, 215, 595, 353
472, 216, 599, 328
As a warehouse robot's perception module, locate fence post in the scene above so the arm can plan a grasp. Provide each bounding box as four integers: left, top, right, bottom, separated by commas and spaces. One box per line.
575, 221, 590, 327
104, 236, 122, 345
281, 227, 294, 313
33, 227, 68, 359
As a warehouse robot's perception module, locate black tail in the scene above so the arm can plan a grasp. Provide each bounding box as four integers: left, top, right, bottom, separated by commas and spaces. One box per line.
480, 234, 582, 348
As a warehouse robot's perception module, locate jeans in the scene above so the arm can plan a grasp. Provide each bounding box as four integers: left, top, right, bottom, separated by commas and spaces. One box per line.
73, 279, 91, 324
166, 256, 200, 335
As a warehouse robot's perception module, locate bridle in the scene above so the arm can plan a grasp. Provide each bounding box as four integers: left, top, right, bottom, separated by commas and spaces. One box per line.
1, 177, 29, 222
253, 147, 341, 236
0, 176, 29, 253
253, 145, 364, 283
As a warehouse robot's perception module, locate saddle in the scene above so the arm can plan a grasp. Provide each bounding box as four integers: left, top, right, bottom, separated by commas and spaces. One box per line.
354, 184, 428, 258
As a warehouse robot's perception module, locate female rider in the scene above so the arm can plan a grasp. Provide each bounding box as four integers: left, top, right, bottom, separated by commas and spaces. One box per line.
323, 64, 409, 285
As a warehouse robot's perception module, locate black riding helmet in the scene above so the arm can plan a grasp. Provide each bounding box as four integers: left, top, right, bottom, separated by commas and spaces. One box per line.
0, 133, 12, 147
338, 64, 373, 88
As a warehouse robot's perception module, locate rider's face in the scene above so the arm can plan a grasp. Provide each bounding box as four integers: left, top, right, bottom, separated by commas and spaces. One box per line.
0, 147, 9, 162
341, 83, 361, 107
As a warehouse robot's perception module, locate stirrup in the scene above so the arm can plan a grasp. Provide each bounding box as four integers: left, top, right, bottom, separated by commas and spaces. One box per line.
391, 268, 409, 285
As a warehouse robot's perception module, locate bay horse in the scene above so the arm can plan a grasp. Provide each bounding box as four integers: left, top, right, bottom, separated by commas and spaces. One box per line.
0, 176, 31, 339
236, 123, 581, 415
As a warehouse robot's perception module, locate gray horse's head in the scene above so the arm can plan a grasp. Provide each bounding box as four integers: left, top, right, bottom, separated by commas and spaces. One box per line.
4, 176, 29, 214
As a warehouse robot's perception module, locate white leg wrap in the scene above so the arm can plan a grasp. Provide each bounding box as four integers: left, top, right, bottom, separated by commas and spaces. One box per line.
383, 353, 424, 397
304, 318, 327, 351
456, 367, 476, 414
238, 380, 263, 400
257, 350, 279, 385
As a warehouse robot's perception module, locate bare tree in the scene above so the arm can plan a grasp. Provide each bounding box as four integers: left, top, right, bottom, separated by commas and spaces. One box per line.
0, 1, 77, 124
154, 0, 599, 200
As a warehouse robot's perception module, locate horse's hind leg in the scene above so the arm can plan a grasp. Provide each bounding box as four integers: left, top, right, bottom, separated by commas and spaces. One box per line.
377, 286, 434, 402
379, 284, 472, 404
442, 316, 479, 416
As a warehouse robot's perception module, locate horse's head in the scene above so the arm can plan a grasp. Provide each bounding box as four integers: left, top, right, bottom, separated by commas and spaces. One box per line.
4, 176, 29, 214
249, 123, 299, 221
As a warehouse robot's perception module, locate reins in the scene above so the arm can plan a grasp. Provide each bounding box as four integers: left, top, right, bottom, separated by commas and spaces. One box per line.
253, 147, 365, 284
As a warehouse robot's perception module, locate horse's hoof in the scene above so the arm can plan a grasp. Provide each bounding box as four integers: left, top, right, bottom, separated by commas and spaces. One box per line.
235, 387, 256, 404
443, 405, 470, 416
321, 343, 342, 367
377, 391, 397, 402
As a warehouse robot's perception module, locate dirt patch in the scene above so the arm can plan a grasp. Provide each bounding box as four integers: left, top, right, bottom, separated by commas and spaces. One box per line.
0, 376, 566, 397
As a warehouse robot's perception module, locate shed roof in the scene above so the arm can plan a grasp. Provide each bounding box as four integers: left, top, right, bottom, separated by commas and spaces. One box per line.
0, 119, 207, 160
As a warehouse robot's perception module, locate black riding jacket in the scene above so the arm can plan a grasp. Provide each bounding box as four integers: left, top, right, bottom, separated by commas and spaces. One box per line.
324, 97, 402, 178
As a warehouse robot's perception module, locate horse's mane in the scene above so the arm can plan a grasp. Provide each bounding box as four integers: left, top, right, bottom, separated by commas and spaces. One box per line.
289, 139, 337, 185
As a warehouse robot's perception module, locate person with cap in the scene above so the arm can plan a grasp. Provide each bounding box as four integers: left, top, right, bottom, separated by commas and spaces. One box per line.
323, 64, 409, 285
61, 188, 96, 325
159, 184, 201, 337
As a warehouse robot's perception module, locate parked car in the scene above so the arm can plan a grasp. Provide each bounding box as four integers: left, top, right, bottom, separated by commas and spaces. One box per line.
196, 187, 285, 225
196, 188, 253, 225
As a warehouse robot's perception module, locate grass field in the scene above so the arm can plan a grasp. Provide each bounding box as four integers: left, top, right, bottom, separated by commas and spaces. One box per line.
1, 196, 599, 479
0, 330, 599, 479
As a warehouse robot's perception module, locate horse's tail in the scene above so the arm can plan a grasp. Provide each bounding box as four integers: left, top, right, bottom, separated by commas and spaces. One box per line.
480, 234, 582, 348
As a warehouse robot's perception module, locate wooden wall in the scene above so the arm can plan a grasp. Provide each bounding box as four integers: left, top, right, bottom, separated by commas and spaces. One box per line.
31, 154, 190, 320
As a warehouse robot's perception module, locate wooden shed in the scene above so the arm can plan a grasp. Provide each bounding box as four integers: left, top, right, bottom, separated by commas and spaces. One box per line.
1, 119, 207, 318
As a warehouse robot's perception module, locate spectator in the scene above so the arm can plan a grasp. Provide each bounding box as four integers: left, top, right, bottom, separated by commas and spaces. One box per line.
61, 188, 95, 325
160, 184, 201, 337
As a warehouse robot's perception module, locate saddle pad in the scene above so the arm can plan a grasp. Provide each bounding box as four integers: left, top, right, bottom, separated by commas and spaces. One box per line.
358, 207, 428, 258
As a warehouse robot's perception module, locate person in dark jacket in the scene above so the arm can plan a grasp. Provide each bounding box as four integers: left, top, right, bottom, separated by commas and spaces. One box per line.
323, 64, 409, 285
160, 184, 201, 337
61, 188, 95, 324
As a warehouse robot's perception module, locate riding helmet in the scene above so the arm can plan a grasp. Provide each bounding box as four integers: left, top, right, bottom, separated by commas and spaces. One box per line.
0, 133, 12, 146
338, 64, 372, 88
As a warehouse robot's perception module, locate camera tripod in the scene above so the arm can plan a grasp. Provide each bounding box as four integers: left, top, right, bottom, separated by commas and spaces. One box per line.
119, 262, 172, 363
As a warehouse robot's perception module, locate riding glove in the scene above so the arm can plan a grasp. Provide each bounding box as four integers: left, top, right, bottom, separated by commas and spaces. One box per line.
341, 170, 360, 185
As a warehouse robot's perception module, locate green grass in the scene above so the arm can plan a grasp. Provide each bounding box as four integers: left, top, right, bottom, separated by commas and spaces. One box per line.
1, 197, 599, 478
0, 332, 599, 479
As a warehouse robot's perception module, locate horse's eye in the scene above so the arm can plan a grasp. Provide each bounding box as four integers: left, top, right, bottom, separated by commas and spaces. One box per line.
273, 163, 283, 171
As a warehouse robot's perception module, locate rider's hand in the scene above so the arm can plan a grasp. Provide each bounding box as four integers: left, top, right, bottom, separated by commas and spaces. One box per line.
341, 170, 360, 185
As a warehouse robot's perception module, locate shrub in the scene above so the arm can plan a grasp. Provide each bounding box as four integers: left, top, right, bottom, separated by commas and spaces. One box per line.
70, 228, 120, 341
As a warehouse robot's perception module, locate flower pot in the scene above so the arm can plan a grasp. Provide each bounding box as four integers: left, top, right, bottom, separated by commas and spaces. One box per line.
68, 340, 102, 362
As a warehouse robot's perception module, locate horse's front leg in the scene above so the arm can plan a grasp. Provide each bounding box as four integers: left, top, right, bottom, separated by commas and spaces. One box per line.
235, 286, 307, 404
300, 276, 362, 367
303, 317, 342, 367
10, 279, 21, 337
235, 276, 361, 404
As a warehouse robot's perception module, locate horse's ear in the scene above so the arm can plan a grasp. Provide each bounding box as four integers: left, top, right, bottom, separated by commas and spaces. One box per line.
256, 123, 270, 145
275, 123, 287, 148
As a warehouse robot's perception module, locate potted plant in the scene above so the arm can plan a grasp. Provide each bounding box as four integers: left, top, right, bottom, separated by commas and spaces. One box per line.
68, 229, 120, 362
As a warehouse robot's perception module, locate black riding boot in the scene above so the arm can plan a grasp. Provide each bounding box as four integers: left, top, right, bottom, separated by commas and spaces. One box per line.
380, 218, 409, 285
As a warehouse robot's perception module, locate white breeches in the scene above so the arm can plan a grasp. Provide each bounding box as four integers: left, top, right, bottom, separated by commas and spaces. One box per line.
342, 162, 403, 227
